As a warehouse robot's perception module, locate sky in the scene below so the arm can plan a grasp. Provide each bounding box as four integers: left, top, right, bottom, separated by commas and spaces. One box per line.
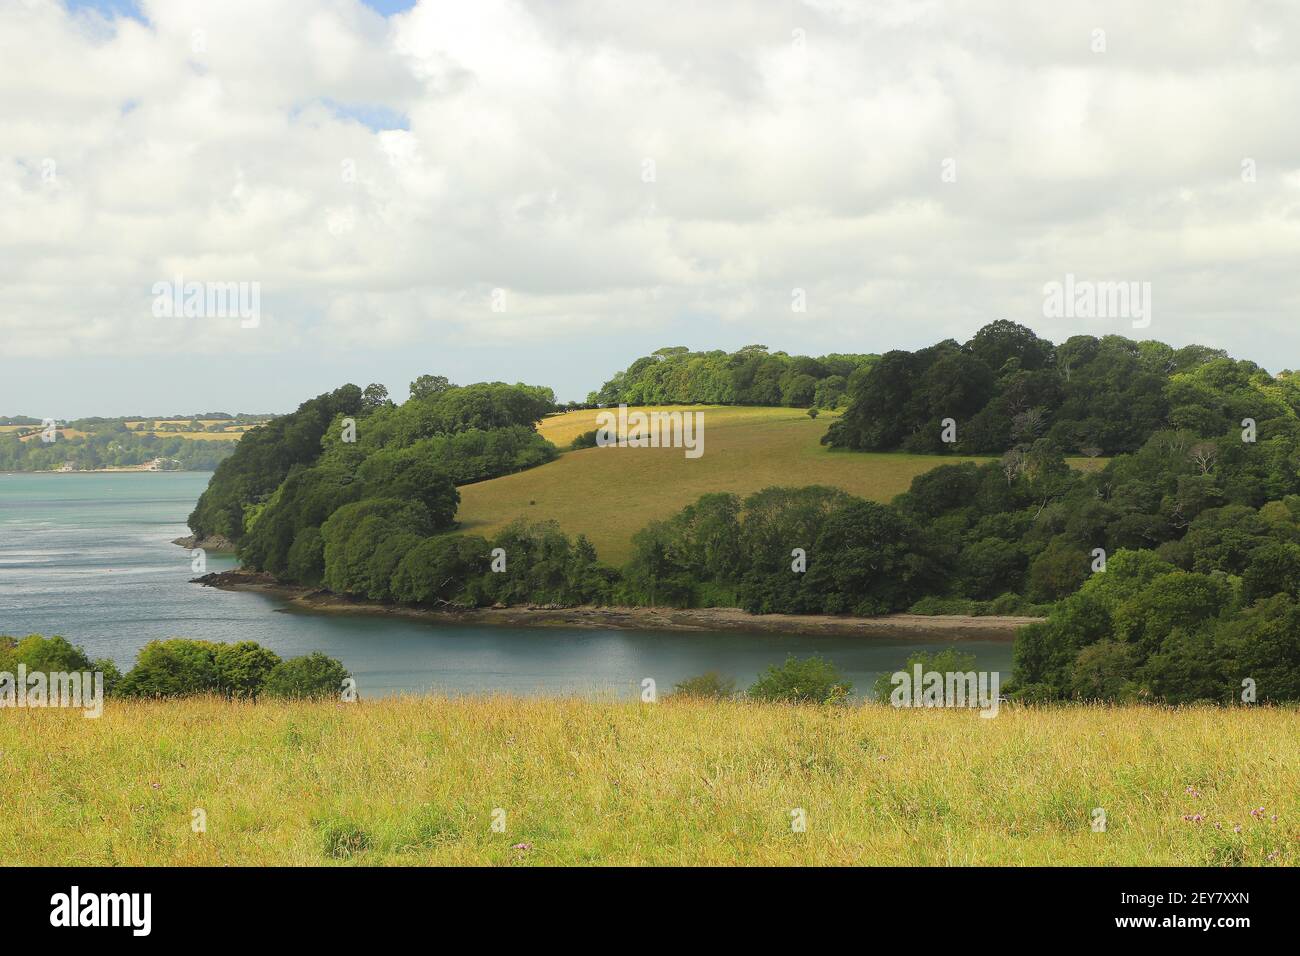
3, 0, 1300, 417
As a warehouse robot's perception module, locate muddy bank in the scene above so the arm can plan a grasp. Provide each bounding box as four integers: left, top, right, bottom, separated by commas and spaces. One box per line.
192, 570, 1040, 640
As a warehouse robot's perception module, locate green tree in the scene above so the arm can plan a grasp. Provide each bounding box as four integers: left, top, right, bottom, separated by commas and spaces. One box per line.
263, 652, 351, 701
409, 374, 453, 401
1069, 641, 1140, 701
118, 639, 221, 698
1242, 541, 1300, 603
214, 641, 282, 701
1026, 538, 1088, 602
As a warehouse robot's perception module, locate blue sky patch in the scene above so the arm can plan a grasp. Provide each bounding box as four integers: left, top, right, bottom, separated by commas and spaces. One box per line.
64, 0, 417, 21
294, 99, 410, 132
65, 0, 146, 22
359, 0, 418, 14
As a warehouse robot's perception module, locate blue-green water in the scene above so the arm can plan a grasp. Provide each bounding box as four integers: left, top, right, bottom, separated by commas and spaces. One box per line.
0, 472, 1013, 698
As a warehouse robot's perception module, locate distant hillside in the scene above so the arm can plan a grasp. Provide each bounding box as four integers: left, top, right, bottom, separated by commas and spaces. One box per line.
0, 426, 238, 472
177, 326, 1300, 706
0, 412, 274, 472
457, 406, 1052, 563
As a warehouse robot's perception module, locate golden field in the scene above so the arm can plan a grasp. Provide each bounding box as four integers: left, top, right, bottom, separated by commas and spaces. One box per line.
458, 406, 1099, 563
1, 697, 1294, 866
139, 430, 248, 440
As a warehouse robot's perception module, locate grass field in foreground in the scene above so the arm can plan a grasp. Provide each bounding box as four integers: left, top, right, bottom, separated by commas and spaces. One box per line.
458, 406, 1101, 563
2, 698, 1294, 866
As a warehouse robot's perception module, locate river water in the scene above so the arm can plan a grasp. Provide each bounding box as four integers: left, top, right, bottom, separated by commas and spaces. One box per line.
0, 472, 1013, 698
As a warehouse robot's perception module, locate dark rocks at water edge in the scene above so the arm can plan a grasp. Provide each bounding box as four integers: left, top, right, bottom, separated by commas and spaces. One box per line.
191, 569, 280, 589
172, 533, 236, 552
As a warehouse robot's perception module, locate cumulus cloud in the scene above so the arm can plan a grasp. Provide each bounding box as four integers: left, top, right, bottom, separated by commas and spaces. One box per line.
2, 0, 1300, 407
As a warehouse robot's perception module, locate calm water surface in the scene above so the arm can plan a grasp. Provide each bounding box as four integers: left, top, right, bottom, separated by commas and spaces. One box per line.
0, 472, 1012, 698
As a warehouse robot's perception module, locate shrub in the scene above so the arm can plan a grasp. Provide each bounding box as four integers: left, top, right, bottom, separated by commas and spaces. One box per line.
748, 656, 851, 704
214, 641, 282, 701
117, 639, 220, 698
871, 648, 978, 702
114, 639, 343, 702
1068, 640, 1140, 702
0, 634, 121, 691
671, 672, 736, 699
908, 596, 977, 616
264, 652, 351, 701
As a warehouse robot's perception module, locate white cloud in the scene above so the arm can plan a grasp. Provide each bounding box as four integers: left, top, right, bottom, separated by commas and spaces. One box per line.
3, 0, 1300, 390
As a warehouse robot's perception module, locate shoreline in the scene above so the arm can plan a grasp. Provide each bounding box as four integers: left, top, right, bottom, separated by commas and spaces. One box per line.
1, 468, 214, 475
193, 569, 1041, 640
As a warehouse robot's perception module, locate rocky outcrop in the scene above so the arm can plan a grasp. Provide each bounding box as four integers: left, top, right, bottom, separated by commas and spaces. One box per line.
172, 533, 236, 552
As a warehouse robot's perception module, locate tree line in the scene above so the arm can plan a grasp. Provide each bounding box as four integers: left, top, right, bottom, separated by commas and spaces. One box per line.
0, 428, 236, 472
588, 345, 876, 409
0, 635, 349, 701
821, 320, 1292, 456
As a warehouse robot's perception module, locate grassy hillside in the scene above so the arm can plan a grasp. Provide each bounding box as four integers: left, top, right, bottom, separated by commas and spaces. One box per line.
458, 406, 1100, 563
2, 697, 1293, 866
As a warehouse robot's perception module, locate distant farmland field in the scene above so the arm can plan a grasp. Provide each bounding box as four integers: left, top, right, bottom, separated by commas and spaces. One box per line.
457, 406, 1050, 564
141, 430, 252, 440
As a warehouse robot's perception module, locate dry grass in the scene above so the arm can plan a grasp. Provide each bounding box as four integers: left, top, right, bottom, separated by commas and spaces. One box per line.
1, 697, 1294, 866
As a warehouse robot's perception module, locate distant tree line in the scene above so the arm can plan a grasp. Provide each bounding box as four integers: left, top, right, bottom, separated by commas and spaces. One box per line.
0, 428, 235, 472
588, 345, 877, 409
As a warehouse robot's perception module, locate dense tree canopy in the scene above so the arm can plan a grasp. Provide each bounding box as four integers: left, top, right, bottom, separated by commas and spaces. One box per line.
821, 321, 1290, 457
191, 380, 559, 556
589, 346, 876, 409
189, 384, 366, 542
